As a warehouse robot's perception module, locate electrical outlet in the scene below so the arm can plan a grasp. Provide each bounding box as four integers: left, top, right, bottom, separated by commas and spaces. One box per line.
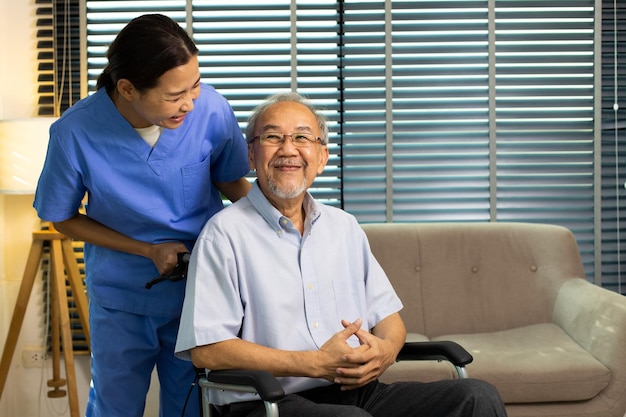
22, 347, 48, 368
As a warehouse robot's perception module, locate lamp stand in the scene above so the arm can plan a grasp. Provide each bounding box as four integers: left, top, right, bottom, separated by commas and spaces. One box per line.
0, 228, 89, 417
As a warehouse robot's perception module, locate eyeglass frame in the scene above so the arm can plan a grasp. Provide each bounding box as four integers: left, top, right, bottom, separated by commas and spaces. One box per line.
251, 132, 324, 147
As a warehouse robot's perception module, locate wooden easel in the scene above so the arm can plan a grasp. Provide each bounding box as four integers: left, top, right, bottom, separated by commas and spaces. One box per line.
0, 227, 90, 417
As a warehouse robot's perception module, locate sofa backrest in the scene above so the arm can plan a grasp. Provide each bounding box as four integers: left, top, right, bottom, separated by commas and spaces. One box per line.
361, 222, 587, 337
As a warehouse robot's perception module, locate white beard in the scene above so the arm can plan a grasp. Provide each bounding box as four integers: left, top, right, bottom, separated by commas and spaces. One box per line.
268, 175, 308, 199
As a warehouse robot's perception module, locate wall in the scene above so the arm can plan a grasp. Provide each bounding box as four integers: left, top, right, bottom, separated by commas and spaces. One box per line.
0, 1, 93, 416
0, 2, 159, 416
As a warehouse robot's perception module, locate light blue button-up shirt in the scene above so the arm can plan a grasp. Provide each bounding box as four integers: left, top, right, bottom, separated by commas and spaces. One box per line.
176, 181, 403, 404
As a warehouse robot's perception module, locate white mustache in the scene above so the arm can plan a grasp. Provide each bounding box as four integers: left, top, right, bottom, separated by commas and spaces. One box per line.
271, 158, 306, 168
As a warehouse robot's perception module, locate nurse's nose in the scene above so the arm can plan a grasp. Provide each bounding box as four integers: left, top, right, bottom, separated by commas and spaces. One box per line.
180, 93, 195, 112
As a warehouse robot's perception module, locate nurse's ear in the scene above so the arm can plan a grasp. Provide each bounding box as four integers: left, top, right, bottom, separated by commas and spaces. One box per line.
116, 79, 138, 101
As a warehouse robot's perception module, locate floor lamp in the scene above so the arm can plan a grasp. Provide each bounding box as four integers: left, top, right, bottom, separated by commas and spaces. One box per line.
0, 118, 89, 417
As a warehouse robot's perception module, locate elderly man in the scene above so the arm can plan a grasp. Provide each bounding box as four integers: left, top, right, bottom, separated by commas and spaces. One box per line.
175, 92, 508, 417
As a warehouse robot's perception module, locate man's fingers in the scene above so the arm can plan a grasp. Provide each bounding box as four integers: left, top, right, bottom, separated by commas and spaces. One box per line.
353, 327, 374, 345
341, 318, 362, 332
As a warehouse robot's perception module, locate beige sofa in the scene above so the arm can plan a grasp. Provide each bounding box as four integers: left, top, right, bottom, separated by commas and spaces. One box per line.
362, 222, 626, 417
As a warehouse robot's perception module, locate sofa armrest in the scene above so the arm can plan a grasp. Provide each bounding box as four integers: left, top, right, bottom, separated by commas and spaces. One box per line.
553, 279, 626, 363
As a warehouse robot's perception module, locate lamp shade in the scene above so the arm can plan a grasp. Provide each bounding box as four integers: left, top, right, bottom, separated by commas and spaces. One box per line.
0, 117, 57, 194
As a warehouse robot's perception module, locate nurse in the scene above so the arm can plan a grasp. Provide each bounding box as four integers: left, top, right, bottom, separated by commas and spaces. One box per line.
33, 14, 251, 417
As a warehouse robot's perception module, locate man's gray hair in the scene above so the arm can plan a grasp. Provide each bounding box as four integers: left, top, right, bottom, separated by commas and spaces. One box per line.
245, 92, 329, 145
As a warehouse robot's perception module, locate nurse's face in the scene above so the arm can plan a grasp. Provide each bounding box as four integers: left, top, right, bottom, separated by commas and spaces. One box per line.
118, 55, 202, 129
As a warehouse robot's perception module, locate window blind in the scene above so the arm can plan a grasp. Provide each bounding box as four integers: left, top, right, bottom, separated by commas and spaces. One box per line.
85, 0, 343, 205
35, 1, 86, 354
494, 1, 595, 273
85, 1, 188, 92
36, 0, 81, 116
600, 0, 625, 294
342, 1, 493, 223
40, 226, 89, 355
340, 0, 597, 275
77, 0, 624, 293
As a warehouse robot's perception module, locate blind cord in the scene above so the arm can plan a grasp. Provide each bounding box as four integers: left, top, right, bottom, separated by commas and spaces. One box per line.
614, 0, 622, 294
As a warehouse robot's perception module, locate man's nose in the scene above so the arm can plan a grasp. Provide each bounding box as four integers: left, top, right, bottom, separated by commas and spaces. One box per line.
278, 135, 300, 151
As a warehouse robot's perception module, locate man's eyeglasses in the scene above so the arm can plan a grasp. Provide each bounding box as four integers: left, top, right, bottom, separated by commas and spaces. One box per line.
252, 132, 322, 147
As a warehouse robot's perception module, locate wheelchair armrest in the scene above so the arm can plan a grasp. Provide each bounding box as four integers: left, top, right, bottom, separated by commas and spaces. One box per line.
396, 341, 473, 367
205, 369, 285, 402
198, 342, 471, 406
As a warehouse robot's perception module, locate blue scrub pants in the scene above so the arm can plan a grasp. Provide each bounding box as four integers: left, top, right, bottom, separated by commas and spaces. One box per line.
85, 302, 200, 417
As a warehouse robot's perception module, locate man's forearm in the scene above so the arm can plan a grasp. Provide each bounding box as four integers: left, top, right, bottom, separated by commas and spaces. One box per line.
371, 312, 406, 356
190, 320, 366, 381
190, 339, 323, 379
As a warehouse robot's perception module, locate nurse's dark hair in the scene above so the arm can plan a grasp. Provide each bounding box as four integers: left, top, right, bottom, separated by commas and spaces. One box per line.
96, 14, 199, 93
245, 91, 330, 145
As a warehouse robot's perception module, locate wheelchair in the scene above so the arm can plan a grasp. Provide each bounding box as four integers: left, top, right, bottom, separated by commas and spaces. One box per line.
196, 340, 473, 417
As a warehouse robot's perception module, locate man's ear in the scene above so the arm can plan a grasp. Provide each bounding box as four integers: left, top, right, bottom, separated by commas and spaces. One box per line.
116, 79, 137, 101
316, 145, 329, 175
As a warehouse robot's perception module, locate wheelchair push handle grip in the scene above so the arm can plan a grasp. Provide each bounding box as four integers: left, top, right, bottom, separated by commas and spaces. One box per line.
145, 251, 190, 289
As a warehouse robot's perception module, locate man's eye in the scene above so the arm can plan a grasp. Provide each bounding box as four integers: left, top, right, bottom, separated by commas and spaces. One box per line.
265, 134, 282, 140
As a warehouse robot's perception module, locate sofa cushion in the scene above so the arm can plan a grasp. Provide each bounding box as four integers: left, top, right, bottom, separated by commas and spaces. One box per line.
431, 323, 611, 403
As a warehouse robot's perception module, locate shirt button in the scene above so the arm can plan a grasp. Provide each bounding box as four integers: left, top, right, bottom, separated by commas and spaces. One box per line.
307, 283, 313, 290
314, 322, 319, 328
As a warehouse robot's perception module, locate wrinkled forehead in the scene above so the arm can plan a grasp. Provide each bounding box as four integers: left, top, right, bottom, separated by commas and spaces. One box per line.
257, 101, 319, 133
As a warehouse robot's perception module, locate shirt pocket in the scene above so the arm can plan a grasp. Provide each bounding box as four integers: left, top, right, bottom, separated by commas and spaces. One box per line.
181, 157, 212, 211
331, 278, 365, 347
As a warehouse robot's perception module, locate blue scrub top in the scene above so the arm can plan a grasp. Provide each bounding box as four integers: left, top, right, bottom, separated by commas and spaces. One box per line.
33, 84, 250, 317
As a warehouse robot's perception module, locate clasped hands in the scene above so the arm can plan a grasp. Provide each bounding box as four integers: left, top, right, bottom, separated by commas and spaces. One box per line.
318, 318, 398, 391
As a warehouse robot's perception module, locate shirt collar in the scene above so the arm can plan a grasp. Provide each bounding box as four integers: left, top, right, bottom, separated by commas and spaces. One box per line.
248, 181, 322, 237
